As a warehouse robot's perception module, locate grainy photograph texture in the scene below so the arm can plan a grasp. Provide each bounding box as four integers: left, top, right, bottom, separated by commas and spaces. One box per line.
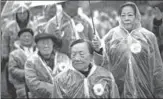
1, 0, 163, 98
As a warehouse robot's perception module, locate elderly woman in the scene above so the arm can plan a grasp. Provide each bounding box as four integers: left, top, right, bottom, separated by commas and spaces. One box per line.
102, 2, 163, 98
25, 32, 70, 98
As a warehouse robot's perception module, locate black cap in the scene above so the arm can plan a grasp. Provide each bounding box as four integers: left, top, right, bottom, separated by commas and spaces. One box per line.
35, 33, 62, 48
18, 28, 34, 37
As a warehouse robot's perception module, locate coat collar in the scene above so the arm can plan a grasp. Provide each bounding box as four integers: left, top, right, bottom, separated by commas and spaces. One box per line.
70, 63, 97, 78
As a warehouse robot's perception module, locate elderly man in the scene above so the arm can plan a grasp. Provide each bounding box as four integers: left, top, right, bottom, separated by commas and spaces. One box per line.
8, 28, 36, 98
52, 39, 119, 98
25, 32, 70, 98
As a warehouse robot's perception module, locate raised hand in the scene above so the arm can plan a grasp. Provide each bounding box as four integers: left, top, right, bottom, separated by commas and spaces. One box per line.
92, 35, 101, 52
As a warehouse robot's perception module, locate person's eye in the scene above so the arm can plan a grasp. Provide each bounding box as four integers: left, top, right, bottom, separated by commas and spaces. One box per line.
79, 52, 85, 58
79, 52, 84, 55
128, 14, 134, 16
121, 14, 125, 17
80, 54, 84, 57
71, 52, 76, 57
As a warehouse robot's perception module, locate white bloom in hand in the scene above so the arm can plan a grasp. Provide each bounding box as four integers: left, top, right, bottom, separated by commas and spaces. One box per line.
130, 42, 142, 54
58, 63, 67, 72
93, 83, 104, 96
75, 23, 84, 32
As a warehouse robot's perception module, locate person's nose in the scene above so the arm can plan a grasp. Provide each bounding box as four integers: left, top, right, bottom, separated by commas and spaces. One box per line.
45, 43, 49, 47
124, 15, 127, 20
25, 36, 30, 39
124, 15, 129, 21
74, 54, 81, 61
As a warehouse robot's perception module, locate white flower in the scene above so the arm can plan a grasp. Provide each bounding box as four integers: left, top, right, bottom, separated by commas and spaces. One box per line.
130, 42, 142, 54
75, 23, 84, 32
58, 63, 67, 72
93, 83, 104, 96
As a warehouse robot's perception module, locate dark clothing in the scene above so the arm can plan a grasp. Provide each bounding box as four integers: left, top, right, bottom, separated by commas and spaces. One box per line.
152, 18, 163, 61
38, 52, 55, 70
153, 18, 162, 38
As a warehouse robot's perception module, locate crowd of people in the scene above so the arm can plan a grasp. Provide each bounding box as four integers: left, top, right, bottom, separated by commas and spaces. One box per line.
1, 1, 163, 98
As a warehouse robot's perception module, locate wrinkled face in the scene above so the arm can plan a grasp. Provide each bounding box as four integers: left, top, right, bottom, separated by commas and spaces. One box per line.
37, 39, 54, 56
71, 42, 92, 71
19, 32, 33, 47
121, 6, 136, 31
17, 9, 28, 21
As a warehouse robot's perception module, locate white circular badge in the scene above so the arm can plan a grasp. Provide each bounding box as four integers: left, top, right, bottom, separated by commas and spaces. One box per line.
130, 42, 142, 54
75, 23, 84, 32
61, 31, 65, 37
93, 83, 104, 96
58, 63, 67, 72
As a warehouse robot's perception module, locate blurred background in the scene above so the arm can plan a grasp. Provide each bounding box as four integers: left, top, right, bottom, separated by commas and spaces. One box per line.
1, 0, 163, 38
1, 0, 163, 98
